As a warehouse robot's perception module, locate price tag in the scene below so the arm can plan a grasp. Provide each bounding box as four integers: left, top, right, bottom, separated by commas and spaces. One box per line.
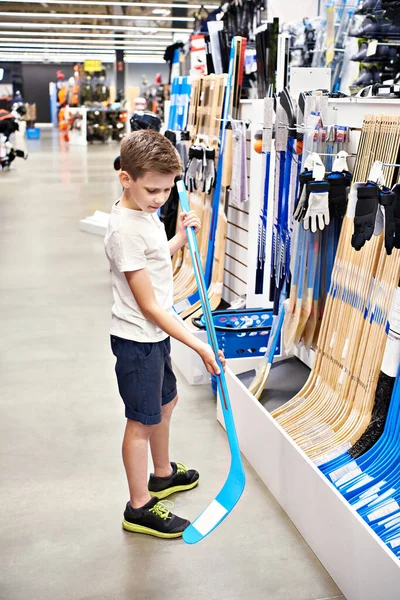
367, 40, 378, 57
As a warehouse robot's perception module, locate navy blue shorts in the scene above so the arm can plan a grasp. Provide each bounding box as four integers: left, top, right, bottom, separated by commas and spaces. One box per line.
110, 335, 177, 425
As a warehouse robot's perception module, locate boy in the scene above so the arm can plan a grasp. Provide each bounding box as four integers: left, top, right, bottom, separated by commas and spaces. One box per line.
105, 130, 225, 539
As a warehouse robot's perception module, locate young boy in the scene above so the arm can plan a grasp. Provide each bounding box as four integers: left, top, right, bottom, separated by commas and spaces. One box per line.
105, 129, 225, 539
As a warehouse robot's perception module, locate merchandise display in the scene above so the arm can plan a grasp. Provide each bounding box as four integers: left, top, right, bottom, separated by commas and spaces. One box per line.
0, 103, 27, 169
140, 74, 166, 121
271, 115, 400, 556
162, 52, 400, 580
86, 108, 127, 143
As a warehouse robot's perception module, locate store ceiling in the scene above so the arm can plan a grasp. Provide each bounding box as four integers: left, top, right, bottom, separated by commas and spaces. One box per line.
0, 0, 215, 62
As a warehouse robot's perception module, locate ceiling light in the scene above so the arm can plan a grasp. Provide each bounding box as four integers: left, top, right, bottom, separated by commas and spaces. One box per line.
0, 12, 193, 22
0, 52, 166, 64
0, 22, 191, 33
0, 1, 218, 7
152, 8, 170, 16
0, 47, 163, 55
0, 37, 167, 45
0, 42, 164, 51
0, 30, 173, 39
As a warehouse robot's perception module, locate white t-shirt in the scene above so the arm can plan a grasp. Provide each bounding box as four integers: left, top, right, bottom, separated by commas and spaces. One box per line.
104, 199, 173, 342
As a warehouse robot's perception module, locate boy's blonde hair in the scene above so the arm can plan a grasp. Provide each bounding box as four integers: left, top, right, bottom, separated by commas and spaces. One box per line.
120, 129, 181, 180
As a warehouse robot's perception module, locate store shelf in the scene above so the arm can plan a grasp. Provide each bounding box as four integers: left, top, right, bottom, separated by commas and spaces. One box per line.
170, 313, 266, 385
79, 210, 109, 236
217, 369, 400, 600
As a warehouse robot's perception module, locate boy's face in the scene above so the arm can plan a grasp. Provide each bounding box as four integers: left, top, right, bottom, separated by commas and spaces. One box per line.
120, 170, 176, 213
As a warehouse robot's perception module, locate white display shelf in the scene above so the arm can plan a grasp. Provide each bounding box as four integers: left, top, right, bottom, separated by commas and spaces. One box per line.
79, 210, 109, 236
216, 369, 400, 600
170, 324, 209, 386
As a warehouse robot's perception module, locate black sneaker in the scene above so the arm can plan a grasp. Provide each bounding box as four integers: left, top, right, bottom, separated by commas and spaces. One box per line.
122, 498, 190, 539
148, 462, 199, 500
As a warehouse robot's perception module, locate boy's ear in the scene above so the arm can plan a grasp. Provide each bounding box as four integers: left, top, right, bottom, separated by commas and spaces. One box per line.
119, 170, 131, 189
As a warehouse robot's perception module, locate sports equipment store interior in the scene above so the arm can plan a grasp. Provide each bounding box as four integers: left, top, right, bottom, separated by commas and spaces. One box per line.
1, 1, 400, 599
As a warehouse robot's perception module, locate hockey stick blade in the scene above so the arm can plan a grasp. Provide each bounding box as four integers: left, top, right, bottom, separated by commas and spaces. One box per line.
176, 179, 246, 544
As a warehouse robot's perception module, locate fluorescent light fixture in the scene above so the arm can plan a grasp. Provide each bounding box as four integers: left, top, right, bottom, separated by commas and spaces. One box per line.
0, 68, 4, 80
0, 37, 167, 45
0, 52, 166, 63
0, 12, 194, 22
152, 8, 170, 16
0, 30, 173, 39
0, 22, 191, 33
0, 1, 218, 7
0, 42, 164, 51
0, 42, 162, 50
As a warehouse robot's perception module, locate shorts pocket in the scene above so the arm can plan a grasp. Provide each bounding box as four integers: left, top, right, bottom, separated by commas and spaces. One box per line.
111, 336, 120, 357
137, 342, 156, 360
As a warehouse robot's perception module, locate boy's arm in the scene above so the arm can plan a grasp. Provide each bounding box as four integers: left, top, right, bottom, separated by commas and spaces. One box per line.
168, 211, 201, 256
125, 268, 224, 375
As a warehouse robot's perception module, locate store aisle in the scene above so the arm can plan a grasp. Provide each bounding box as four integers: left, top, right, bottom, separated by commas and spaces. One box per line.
0, 132, 344, 600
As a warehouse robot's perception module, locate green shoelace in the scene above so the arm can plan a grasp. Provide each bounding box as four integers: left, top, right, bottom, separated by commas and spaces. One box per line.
176, 462, 188, 474
149, 500, 174, 521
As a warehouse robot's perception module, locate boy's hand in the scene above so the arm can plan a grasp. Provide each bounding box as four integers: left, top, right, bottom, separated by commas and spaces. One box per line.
195, 341, 226, 376
177, 211, 201, 241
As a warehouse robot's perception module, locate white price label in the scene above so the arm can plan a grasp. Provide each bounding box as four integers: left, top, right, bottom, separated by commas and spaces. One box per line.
366, 40, 378, 57
353, 494, 379, 511
367, 501, 399, 522
330, 461, 360, 483
174, 298, 191, 313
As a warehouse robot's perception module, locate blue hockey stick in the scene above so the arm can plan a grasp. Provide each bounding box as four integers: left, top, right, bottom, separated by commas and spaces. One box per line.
177, 178, 246, 544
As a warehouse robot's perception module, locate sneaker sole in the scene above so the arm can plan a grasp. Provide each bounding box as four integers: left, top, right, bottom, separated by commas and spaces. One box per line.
149, 478, 199, 500
122, 520, 184, 538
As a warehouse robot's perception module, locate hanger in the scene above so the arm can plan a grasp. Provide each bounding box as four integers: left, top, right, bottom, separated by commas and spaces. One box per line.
332, 150, 350, 173
303, 151, 325, 180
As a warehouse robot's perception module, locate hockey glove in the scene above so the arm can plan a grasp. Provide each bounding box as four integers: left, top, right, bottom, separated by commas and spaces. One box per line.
294, 169, 314, 221
184, 146, 203, 193
326, 170, 352, 219
202, 147, 216, 194
379, 186, 395, 255
303, 180, 330, 232
392, 183, 400, 250
351, 183, 379, 251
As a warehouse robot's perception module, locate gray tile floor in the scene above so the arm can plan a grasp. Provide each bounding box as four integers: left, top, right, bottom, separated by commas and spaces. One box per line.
0, 131, 344, 600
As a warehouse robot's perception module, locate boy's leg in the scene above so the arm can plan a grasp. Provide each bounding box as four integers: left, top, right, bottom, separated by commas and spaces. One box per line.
122, 418, 157, 508
122, 414, 190, 538
148, 394, 199, 500
149, 394, 178, 477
